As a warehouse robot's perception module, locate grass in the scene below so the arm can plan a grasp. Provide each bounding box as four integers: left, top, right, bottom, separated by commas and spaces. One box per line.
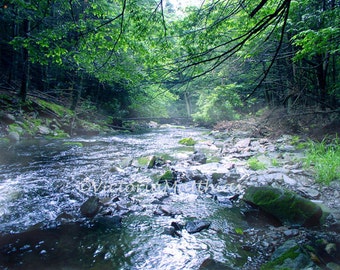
271, 158, 279, 167
247, 157, 266, 170
303, 137, 340, 184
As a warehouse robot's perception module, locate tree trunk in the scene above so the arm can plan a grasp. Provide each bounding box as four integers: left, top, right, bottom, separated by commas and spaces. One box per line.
315, 54, 329, 110
70, 72, 83, 111
19, 18, 30, 102
184, 91, 192, 117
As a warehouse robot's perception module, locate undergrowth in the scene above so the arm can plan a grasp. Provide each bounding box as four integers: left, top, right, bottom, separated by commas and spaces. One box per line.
303, 137, 340, 184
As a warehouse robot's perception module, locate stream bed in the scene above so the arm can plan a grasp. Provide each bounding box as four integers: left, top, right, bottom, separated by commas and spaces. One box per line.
0, 126, 339, 269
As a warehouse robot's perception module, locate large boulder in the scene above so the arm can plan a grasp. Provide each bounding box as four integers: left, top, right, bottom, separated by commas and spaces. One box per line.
243, 186, 323, 227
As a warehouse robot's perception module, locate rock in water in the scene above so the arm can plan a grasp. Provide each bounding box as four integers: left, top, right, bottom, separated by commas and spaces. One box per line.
243, 186, 323, 227
8, 131, 20, 142
92, 216, 122, 231
199, 258, 234, 270
190, 151, 207, 164
185, 220, 211, 233
80, 196, 101, 218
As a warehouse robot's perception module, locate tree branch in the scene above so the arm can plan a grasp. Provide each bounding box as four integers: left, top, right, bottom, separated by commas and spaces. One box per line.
250, 0, 268, 17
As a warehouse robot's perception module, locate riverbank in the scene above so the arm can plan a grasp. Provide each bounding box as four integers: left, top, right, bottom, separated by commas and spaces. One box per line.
1, 92, 340, 269
0, 91, 112, 142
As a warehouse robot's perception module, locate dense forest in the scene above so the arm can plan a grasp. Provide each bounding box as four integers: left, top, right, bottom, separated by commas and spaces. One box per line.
0, 0, 339, 126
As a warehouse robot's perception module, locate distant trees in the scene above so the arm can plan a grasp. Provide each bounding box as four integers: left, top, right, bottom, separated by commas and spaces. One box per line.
170, 0, 339, 124
0, 0, 339, 123
0, 0, 176, 116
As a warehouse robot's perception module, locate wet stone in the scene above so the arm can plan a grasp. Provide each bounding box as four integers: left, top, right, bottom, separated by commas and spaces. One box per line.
198, 258, 233, 270
171, 221, 184, 231
283, 229, 299, 237
185, 220, 211, 234
162, 226, 176, 236
297, 187, 320, 199
213, 192, 234, 208
190, 151, 207, 164
80, 196, 101, 218
159, 205, 182, 217
92, 216, 122, 231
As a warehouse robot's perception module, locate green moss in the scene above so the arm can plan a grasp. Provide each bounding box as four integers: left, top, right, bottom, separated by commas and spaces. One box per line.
244, 186, 322, 226
45, 130, 69, 139
8, 123, 23, 134
160, 170, 174, 181
63, 142, 83, 147
35, 98, 73, 117
137, 156, 150, 166
260, 246, 300, 270
78, 119, 102, 132
178, 137, 196, 146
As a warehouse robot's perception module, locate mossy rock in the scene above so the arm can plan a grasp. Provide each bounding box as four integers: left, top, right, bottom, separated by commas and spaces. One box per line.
159, 170, 176, 184
243, 186, 323, 227
135, 155, 156, 168
178, 137, 196, 146
63, 141, 83, 147
261, 240, 313, 270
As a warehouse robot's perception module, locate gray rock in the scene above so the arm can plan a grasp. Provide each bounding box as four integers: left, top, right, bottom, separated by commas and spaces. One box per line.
185, 220, 211, 233
162, 226, 176, 236
37, 125, 51, 135
235, 138, 251, 148
279, 144, 296, 152
8, 131, 20, 142
80, 196, 101, 218
283, 229, 299, 237
159, 205, 182, 217
213, 192, 235, 208
190, 151, 207, 164
326, 262, 340, 270
297, 187, 320, 199
1, 113, 16, 124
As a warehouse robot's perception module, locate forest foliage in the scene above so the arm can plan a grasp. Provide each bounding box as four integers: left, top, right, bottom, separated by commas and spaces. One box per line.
0, 0, 339, 125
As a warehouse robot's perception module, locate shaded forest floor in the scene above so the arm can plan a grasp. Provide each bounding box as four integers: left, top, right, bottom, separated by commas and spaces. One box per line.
0, 90, 110, 140
214, 108, 340, 141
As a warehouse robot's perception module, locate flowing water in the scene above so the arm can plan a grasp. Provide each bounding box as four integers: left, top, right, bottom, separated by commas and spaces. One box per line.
0, 127, 257, 270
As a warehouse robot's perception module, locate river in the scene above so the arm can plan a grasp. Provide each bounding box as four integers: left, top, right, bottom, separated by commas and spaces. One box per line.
0, 127, 279, 269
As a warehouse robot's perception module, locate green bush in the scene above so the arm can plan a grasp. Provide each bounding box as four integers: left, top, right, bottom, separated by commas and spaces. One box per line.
303, 137, 340, 184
